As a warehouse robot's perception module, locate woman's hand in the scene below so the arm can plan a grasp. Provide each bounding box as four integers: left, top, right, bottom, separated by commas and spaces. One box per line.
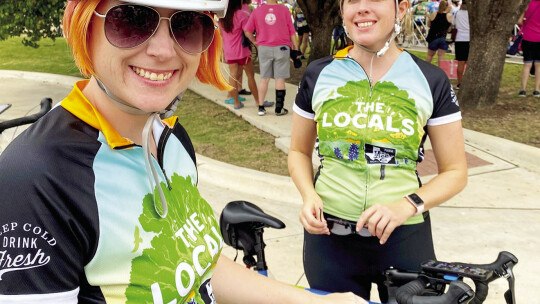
314, 292, 368, 304
356, 199, 416, 244
299, 194, 329, 235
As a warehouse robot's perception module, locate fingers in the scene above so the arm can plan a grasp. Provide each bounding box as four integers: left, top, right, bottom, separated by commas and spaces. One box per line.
299, 204, 329, 235
356, 204, 404, 245
379, 221, 398, 245
356, 207, 375, 231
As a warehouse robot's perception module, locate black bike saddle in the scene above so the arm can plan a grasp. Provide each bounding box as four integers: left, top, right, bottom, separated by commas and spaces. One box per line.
220, 201, 285, 229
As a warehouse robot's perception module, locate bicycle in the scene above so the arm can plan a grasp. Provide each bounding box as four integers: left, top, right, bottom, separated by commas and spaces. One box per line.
219, 200, 518, 304
0, 97, 52, 153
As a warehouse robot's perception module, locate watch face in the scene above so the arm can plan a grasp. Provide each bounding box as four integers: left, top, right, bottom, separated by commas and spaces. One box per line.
408, 193, 424, 206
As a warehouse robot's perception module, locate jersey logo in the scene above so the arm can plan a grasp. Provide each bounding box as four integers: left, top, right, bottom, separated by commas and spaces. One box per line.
449, 86, 459, 106
365, 144, 397, 165
265, 10, 276, 25
131, 226, 143, 253
199, 279, 217, 304
0, 222, 56, 280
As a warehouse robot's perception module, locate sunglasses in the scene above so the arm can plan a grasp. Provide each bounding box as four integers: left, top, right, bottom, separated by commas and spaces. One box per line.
94, 4, 217, 54
326, 217, 372, 237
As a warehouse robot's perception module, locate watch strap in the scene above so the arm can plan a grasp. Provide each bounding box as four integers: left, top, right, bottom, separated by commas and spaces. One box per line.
405, 194, 424, 216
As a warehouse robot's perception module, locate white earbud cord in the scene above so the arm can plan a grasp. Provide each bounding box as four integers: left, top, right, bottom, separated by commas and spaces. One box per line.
142, 113, 169, 218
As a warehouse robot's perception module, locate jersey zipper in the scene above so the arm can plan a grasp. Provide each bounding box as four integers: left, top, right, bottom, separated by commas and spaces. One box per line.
346, 55, 373, 212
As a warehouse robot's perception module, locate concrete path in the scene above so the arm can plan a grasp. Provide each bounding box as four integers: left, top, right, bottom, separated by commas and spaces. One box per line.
1, 69, 538, 303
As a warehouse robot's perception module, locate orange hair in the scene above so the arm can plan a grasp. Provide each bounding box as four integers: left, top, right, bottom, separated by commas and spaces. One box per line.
62, 1, 230, 90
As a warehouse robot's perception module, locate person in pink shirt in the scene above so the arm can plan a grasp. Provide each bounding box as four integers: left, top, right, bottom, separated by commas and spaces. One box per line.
235, 0, 255, 97
244, 0, 299, 116
219, 0, 260, 110
518, 0, 540, 97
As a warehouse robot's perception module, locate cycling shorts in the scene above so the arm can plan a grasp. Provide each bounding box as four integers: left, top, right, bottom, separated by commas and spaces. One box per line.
298, 25, 311, 36
455, 41, 470, 61
522, 39, 540, 63
303, 213, 436, 302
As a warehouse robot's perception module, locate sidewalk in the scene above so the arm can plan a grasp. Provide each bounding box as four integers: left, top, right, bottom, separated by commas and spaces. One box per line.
189, 64, 540, 303
1, 70, 539, 303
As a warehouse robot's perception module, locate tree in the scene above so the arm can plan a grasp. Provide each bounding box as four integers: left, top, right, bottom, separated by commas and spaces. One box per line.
295, 0, 341, 63
459, 0, 530, 109
0, 0, 65, 48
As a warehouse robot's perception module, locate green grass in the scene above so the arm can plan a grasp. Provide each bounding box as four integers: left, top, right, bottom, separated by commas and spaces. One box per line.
176, 91, 289, 176
0, 36, 290, 175
0, 37, 82, 77
1, 36, 538, 175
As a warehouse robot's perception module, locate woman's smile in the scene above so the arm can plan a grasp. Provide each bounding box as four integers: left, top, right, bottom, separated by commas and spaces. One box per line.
130, 66, 174, 81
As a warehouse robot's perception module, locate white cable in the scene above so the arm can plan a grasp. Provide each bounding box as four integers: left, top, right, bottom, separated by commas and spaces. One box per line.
142, 113, 168, 218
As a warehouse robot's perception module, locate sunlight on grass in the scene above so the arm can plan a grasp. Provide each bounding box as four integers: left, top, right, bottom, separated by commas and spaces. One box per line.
176, 91, 290, 176
0, 37, 82, 77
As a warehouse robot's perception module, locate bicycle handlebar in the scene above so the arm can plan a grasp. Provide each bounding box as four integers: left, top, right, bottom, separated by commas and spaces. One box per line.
388, 251, 518, 304
396, 276, 474, 304
220, 201, 518, 304
456, 251, 518, 304
0, 97, 52, 134
422, 251, 517, 304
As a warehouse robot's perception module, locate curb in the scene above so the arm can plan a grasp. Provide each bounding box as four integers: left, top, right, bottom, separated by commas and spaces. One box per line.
196, 154, 302, 206
0, 70, 82, 86
463, 128, 540, 174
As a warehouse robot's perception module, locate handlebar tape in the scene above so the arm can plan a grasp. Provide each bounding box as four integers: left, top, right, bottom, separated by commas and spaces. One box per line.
469, 281, 488, 304
396, 278, 474, 304
0, 97, 52, 133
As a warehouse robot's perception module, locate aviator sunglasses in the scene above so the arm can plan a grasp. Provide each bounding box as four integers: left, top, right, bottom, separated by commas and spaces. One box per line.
94, 4, 217, 54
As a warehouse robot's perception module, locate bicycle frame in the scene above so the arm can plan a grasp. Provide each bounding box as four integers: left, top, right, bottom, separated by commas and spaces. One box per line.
220, 201, 518, 304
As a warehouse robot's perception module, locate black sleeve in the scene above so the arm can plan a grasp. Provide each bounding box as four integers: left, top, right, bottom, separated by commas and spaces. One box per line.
408, 52, 460, 121
294, 56, 334, 115
171, 119, 196, 165
0, 108, 100, 298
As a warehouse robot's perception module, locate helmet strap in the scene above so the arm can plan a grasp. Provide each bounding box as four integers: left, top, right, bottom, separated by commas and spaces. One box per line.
94, 77, 181, 117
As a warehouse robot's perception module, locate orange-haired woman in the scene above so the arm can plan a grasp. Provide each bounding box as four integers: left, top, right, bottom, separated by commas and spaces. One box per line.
0, 1, 365, 304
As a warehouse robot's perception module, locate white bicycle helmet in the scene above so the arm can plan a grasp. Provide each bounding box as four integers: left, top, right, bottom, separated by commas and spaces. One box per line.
122, 0, 228, 18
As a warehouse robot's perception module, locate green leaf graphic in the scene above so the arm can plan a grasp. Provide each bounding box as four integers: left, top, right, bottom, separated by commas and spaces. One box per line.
126, 174, 221, 304
317, 79, 423, 167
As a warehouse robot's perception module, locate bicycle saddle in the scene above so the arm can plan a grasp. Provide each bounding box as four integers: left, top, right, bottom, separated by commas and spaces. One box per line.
220, 200, 285, 229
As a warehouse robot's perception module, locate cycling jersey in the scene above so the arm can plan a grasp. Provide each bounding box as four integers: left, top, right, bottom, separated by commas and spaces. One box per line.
294, 47, 461, 224
0, 80, 223, 304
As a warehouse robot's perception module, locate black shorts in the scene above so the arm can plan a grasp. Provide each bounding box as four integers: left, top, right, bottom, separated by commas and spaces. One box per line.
455, 41, 470, 61
522, 39, 540, 63
303, 213, 435, 302
298, 25, 310, 36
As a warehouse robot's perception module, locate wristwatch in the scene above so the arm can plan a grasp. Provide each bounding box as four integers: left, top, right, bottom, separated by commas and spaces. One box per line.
405, 193, 425, 216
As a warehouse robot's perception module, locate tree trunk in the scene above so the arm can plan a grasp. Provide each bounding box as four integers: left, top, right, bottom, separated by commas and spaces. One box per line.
296, 0, 341, 63
460, 0, 530, 109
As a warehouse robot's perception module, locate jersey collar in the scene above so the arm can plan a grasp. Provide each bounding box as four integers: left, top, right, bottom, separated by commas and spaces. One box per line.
61, 80, 177, 149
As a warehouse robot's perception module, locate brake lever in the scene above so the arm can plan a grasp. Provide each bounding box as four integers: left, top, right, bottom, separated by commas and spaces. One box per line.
491, 252, 518, 304
501, 258, 517, 304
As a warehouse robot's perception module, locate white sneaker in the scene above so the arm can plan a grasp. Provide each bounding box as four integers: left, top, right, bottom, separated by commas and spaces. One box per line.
258, 107, 266, 116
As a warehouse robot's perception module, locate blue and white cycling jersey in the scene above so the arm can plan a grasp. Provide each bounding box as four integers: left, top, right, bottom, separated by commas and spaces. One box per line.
0, 80, 222, 304
294, 47, 461, 224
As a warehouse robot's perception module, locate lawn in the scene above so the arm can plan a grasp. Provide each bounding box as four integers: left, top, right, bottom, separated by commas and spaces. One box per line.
1, 36, 538, 176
